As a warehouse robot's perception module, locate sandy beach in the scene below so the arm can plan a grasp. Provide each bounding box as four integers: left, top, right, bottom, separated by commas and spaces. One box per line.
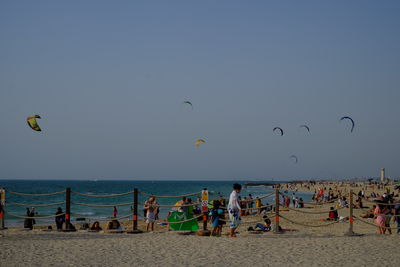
1, 227, 399, 267
2, 182, 400, 267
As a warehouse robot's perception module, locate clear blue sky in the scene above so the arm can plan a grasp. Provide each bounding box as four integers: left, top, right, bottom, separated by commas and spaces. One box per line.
1, 1, 399, 180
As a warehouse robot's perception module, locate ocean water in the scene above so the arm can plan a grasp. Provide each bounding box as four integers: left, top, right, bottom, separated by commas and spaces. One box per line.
0, 180, 312, 227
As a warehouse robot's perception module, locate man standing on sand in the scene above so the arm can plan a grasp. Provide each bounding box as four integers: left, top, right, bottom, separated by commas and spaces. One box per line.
228, 183, 242, 237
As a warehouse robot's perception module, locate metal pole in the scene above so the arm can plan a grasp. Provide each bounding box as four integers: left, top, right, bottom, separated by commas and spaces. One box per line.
274, 188, 280, 233
0, 188, 5, 230
133, 188, 138, 231
65, 188, 71, 230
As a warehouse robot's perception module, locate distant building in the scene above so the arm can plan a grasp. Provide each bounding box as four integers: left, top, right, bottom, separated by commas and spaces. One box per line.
380, 168, 385, 183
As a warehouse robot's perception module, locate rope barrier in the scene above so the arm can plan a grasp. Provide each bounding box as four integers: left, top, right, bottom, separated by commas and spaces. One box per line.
5, 211, 65, 219
71, 191, 134, 198
256, 192, 275, 200
159, 214, 203, 224
138, 202, 201, 208
71, 202, 133, 207
279, 215, 340, 228
240, 204, 275, 211
363, 199, 400, 206
279, 192, 338, 205
6, 190, 65, 197
139, 191, 201, 199
219, 204, 274, 210
71, 213, 134, 222
303, 200, 337, 205
6, 201, 66, 208
281, 205, 346, 215
353, 216, 398, 230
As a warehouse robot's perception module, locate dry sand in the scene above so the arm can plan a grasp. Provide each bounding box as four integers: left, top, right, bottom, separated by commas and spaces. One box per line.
1, 228, 399, 267
1, 182, 399, 267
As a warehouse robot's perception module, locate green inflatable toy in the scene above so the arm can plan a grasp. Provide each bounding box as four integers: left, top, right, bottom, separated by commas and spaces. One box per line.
168, 211, 199, 232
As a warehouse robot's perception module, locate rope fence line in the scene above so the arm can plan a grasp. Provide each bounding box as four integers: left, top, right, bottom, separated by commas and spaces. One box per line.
71, 202, 133, 208
279, 215, 340, 228
71, 213, 134, 222
138, 191, 202, 199
5, 186, 398, 235
237, 204, 275, 211
353, 216, 399, 230
280, 205, 346, 215
71, 191, 134, 198
256, 192, 275, 200
138, 202, 201, 208
6, 190, 65, 197
5, 211, 66, 219
363, 199, 400, 206
6, 201, 66, 208
160, 214, 203, 224
279, 192, 338, 206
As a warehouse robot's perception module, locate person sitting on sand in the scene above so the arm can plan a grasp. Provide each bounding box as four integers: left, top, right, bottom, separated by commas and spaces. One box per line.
327, 207, 338, 221
298, 198, 304, 208
55, 207, 65, 231
255, 215, 272, 232
355, 197, 363, 209
24, 207, 36, 230
107, 219, 123, 231
90, 221, 102, 231
361, 205, 376, 218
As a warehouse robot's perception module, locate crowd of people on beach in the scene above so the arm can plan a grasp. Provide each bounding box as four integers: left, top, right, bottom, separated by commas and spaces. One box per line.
12, 180, 400, 236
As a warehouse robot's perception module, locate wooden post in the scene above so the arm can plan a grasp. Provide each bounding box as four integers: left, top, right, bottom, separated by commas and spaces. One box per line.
274, 188, 280, 234
0, 188, 5, 230
133, 188, 138, 231
345, 189, 355, 235
65, 188, 71, 230
127, 188, 142, 234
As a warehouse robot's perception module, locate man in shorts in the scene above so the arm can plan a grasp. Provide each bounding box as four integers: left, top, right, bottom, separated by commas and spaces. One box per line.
228, 183, 242, 237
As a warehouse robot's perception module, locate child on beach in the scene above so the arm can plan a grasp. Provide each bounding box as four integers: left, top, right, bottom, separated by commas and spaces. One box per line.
113, 206, 118, 218
146, 206, 156, 231
209, 200, 224, 236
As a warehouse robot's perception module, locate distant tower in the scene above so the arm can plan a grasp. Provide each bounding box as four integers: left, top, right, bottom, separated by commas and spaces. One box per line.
380, 168, 385, 183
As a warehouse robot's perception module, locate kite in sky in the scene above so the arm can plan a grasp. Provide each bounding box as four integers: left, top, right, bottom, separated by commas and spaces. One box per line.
340, 116, 355, 133
27, 115, 42, 132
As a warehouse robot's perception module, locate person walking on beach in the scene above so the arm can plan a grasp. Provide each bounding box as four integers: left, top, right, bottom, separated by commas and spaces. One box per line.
113, 206, 118, 218
228, 183, 242, 237
146, 206, 156, 231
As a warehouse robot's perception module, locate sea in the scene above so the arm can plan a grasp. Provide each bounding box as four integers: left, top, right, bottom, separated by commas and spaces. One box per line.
0, 180, 312, 227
